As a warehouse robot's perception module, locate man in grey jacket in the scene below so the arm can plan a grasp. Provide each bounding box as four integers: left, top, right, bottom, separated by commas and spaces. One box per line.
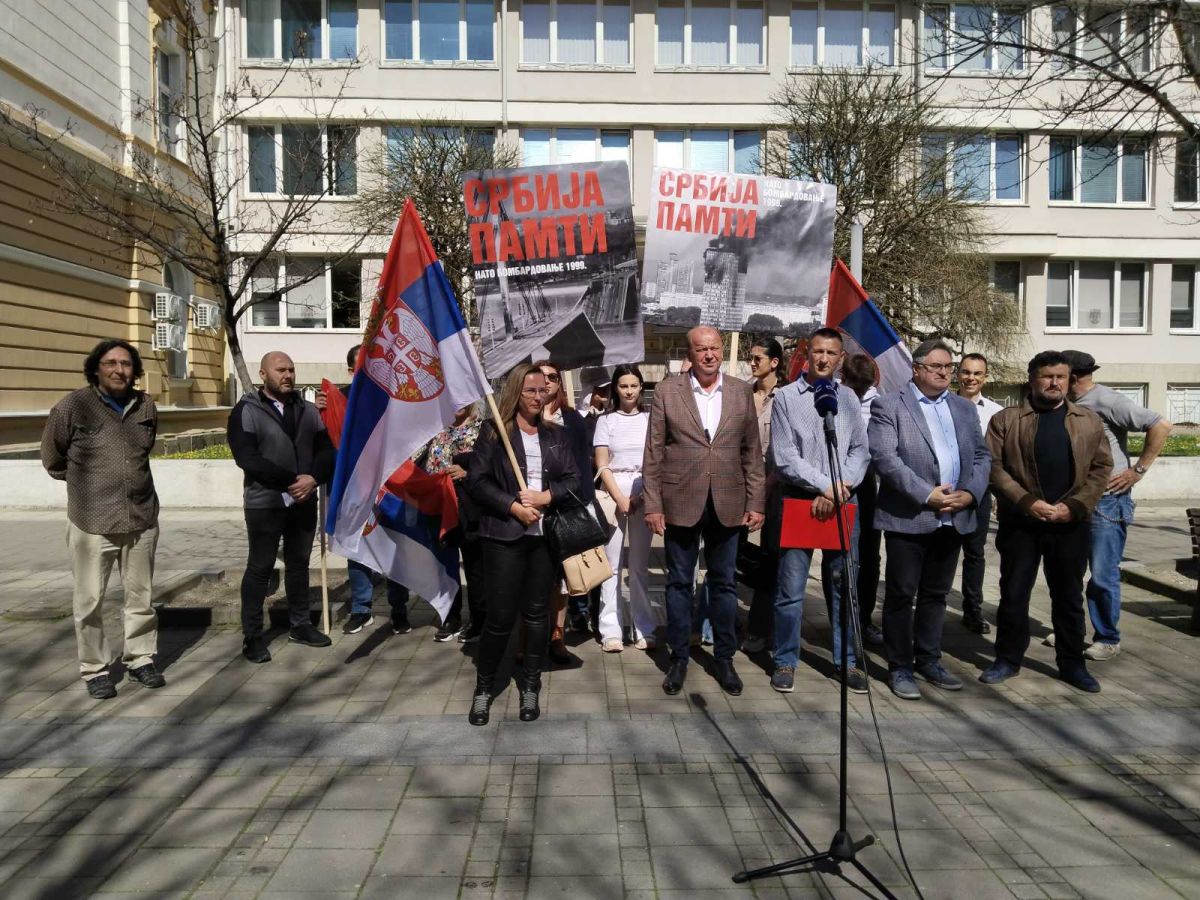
868, 340, 991, 700
228, 352, 336, 663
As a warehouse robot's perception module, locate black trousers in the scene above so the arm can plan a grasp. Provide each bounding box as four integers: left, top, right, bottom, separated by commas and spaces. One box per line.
959, 491, 993, 619
882, 528, 962, 672
855, 469, 882, 628
445, 536, 484, 628
241, 502, 317, 638
476, 536, 555, 685
993, 518, 1090, 671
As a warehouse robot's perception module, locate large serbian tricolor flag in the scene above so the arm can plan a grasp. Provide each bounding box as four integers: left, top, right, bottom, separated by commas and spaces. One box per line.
325, 199, 489, 619
824, 258, 913, 393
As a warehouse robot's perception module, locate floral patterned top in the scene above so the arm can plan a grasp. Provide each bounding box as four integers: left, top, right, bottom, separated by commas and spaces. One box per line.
421, 418, 482, 474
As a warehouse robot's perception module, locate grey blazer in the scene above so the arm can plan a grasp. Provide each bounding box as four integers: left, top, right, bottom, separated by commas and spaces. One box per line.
867, 385, 991, 535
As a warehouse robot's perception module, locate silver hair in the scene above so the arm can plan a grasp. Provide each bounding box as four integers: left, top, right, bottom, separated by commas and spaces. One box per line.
912, 339, 954, 365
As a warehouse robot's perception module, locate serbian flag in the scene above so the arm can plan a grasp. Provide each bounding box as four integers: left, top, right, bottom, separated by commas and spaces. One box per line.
825, 259, 913, 394
326, 200, 489, 617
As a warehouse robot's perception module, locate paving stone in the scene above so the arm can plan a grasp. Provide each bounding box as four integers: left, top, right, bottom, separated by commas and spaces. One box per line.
389, 798, 479, 834
358, 875, 462, 899
537, 764, 614, 796
649, 842, 747, 889
264, 848, 377, 893
0, 777, 71, 812
295, 809, 392, 848
406, 765, 490, 797
524, 875, 626, 898
1056, 865, 1188, 900
98, 847, 222, 893
371, 834, 471, 877
144, 807, 255, 847
315, 775, 409, 809
534, 795, 617, 834
643, 805, 735, 845
529, 833, 619, 876
639, 773, 723, 807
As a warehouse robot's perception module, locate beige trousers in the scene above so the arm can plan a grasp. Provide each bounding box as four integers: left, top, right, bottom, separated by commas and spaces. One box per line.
67, 522, 159, 679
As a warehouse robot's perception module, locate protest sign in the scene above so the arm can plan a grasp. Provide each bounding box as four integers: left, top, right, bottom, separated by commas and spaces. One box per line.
464, 161, 641, 378
641, 168, 836, 335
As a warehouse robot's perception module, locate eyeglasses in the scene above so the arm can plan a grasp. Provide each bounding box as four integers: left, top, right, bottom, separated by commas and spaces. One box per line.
99, 360, 134, 370
917, 363, 955, 373
521, 388, 550, 397
542, 372, 561, 382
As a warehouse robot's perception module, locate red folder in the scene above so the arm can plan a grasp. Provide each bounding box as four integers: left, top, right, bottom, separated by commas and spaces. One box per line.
780, 499, 857, 550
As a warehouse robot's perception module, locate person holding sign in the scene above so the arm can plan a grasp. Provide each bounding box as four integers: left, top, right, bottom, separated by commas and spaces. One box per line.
465, 364, 580, 726
768, 329, 870, 694
643, 326, 765, 697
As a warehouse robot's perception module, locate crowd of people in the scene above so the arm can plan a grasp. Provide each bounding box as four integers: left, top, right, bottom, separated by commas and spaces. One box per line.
41, 331, 1174, 714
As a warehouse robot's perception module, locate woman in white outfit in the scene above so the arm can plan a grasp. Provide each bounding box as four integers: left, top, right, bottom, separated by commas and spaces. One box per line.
593, 365, 656, 652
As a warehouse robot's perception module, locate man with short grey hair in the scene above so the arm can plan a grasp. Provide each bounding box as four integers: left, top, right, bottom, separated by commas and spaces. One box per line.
869, 339, 991, 700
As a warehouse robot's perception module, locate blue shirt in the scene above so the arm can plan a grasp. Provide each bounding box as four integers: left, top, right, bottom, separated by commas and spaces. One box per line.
98, 390, 130, 416
910, 382, 961, 525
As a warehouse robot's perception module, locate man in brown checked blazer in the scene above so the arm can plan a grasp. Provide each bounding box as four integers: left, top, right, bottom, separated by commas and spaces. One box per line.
643, 326, 766, 696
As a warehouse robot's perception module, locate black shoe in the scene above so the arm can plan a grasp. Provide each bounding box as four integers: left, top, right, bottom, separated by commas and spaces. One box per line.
962, 615, 991, 635
1059, 666, 1101, 693
342, 613, 374, 635
242, 637, 271, 664
862, 623, 884, 647
457, 625, 482, 644
391, 611, 412, 635
468, 688, 492, 726
567, 612, 590, 634
771, 665, 795, 693
914, 662, 964, 691
548, 640, 581, 668
519, 676, 542, 722
663, 659, 687, 695
289, 623, 332, 647
434, 621, 460, 642
85, 674, 117, 700
716, 660, 743, 696
841, 667, 869, 694
129, 663, 166, 689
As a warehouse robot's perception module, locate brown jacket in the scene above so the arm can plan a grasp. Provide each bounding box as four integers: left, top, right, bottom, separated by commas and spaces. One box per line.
642, 373, 765, 528
986, 399, 1112, 523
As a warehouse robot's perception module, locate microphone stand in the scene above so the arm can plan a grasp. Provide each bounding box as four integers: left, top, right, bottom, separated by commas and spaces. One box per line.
733, 408, 897, 899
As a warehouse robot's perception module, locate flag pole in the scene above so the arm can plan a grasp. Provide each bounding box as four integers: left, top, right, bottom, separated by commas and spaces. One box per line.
485, 392, 528, 492
317, 487, 331, 634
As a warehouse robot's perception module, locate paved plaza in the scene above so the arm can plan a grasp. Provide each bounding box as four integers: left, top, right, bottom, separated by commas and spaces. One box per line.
0, 506, 1198, 899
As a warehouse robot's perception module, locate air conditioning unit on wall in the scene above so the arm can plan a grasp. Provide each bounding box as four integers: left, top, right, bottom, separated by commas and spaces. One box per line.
153, 322, 186, 352
191, 297, 221, 331
153, 292, 185, 322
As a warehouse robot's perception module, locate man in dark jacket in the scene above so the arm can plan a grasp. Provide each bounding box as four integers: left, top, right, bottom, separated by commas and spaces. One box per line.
228, 351, 336, 663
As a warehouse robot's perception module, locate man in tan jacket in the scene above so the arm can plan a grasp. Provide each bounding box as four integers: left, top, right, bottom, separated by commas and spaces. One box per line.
979, 350, 1112, 693
643, 326, 765, 696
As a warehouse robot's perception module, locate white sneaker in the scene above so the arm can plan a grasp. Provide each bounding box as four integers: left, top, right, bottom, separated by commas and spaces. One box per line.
634, 636, 657, 650
1042, 632, 1056, 647
1084, 642, 1121, 661
601, 638, 624, 653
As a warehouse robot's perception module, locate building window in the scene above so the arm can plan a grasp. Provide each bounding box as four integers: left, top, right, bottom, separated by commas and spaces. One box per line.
790, 1, 895, 67
1172, 263, 1199, 330
992, 259, 1021, 310
655, 129, 761, 173
1166, 384, 1200, 425
924, 4, 1025, 72
1051, 4, 1151, 74
656, 0, 764, 67
246, 125, 357, 196
1176, 139, 1199, 204
385, 0, 495, 61
250, 258, 363, 329
922, 133, 1023, 202
386, 125, 497, 160
520, 128, 630, 166
1049, 136, 1148, 204
522, 0, 631, 65
156, 48, 182, 153
244, 0, 359, 59
1045, 260, 1147, 331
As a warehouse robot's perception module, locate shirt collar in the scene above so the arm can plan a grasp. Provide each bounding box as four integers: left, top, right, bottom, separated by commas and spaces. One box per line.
690, 372, 723, 395
910, 381, 948, 404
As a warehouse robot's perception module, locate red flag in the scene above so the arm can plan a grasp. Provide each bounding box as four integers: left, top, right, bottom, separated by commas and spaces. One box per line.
380, 459, 460, 541
319, 379, 349, 448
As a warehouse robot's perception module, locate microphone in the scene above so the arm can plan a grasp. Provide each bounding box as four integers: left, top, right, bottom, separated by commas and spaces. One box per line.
813, 378, 838, 423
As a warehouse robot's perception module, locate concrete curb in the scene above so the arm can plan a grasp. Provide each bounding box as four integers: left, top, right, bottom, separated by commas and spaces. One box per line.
1120, 561, 1198, 604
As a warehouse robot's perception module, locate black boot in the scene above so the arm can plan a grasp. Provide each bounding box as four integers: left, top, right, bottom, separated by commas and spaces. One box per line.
519, 672, 542, 722
469, 675, 493, 726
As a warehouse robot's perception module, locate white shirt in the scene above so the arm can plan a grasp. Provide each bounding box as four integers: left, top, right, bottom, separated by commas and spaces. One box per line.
963, 393, 1003, 436
689, 372, 723, 441
520, 429, 543, 536
858, 385, 879, 431
593, 410, 649, 473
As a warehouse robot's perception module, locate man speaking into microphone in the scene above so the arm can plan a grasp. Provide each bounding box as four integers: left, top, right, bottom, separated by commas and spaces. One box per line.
868, 340, 991, 701
768, 328, 869, 694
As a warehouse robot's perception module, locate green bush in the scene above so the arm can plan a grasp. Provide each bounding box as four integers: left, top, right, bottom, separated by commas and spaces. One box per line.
1126, 435, 1200, 457
160, 443, 233, 460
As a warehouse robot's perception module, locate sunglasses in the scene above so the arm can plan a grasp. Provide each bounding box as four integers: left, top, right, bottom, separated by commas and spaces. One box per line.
541, 372, 561, 382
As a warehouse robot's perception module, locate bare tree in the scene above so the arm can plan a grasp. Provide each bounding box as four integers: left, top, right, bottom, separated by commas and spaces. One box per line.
350, 118, 520, 327
0, 0, 389, 391
762, 68, 1024, 359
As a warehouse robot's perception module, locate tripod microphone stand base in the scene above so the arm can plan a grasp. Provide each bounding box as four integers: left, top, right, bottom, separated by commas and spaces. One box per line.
733, 829, 897, 897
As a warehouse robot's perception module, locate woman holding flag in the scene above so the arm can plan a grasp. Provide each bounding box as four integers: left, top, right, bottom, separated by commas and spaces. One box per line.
466, 363, 580, 726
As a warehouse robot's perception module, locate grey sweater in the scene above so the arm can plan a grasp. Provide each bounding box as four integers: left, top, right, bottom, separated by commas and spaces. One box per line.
227, 391, 336, 509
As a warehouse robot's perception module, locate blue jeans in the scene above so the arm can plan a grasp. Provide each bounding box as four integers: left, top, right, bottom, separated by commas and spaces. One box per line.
773, 515, 859, 672
1086, 492, 1133, 645
347, 559, 410, 619
664, 500, 740, 662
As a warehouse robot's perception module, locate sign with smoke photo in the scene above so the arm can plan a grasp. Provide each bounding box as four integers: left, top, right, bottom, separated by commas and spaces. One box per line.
463, 161, 641, 379
641, 168, 837, 335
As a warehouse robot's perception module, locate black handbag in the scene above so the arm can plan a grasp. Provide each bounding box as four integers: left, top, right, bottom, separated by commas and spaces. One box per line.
544, 489, 610, 561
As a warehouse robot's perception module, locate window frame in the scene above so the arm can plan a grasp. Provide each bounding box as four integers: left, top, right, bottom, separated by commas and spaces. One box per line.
1047, 135, 1151, 207
991, 258, 1023, 315
1170, 262, 1200, 332
653, 128, 762, 174
1044, 259, 1150, 334
247, 257, 366, 332
925, 132, 1025, 204
244, 124, 358, 198
1174, 138, 1200, 207
923, 3, 1027, 74
242, 0, 360, 61
788, 0, 897, 69
1050, 4, 1153, 75
518, 127, 632, 167
519, 0, 634, 67
654, 0, 768, 69
381, 0, 498, 64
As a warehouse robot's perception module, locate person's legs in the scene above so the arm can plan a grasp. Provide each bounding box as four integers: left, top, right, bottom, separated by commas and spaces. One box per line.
598, 511, 628, 643
280, 502, 318, 629
520, 538, 555, 684
346, 559, 375, 616
911, 528, 962, 670
460, 537, 486, 634
475, 539, 524, 683
773, 547, 814, 672
624, 508, 657, 641
68, 523, 118, 680
664, 522, 702, 663
991, 520, 1042, 670
960, 491, 992, 623
117, 525, 159, 671
241, 508, 287, 641
823, 512, 860, 671
1086, 492, 1131, 646
386, 580, 410, 624
856, 471, 882, 630
700, 514, 741, 663
881, 532, 926, 672
1044, 522, 1091, 672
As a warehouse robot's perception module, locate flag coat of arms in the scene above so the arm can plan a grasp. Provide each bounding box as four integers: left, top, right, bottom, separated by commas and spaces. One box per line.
325, 200, 490, 618
825, 259, 913, 393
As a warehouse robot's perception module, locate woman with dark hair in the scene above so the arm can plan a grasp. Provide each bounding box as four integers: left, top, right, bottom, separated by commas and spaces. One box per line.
741, 338, 788, 653
593, 364, 657, 651
465, 363, 580, 725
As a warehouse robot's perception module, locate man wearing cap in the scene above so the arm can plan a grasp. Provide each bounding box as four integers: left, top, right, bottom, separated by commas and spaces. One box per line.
1061, 350, 1173, 661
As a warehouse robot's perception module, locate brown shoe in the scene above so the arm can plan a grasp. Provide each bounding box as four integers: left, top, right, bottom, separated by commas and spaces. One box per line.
548, 639, 580, 668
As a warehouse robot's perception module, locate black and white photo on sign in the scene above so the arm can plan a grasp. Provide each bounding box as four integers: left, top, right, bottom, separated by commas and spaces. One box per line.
463, 161, 641, 379
641, 168, 837, 336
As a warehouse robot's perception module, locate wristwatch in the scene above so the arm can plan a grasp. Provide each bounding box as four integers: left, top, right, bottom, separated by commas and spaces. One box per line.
1133, 463, 1148, 475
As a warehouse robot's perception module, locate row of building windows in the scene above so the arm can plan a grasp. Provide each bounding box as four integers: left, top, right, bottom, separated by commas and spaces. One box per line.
240, 0, 1191, 72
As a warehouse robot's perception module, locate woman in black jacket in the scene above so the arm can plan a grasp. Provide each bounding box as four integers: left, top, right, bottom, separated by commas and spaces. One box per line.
466, 363, 580, 725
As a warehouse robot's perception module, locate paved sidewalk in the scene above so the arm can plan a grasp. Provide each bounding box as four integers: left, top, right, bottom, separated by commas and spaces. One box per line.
0, 508, 1198, 898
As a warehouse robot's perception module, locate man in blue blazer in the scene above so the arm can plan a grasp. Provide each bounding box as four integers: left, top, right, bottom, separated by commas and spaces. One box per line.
868, 340, 991, 700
